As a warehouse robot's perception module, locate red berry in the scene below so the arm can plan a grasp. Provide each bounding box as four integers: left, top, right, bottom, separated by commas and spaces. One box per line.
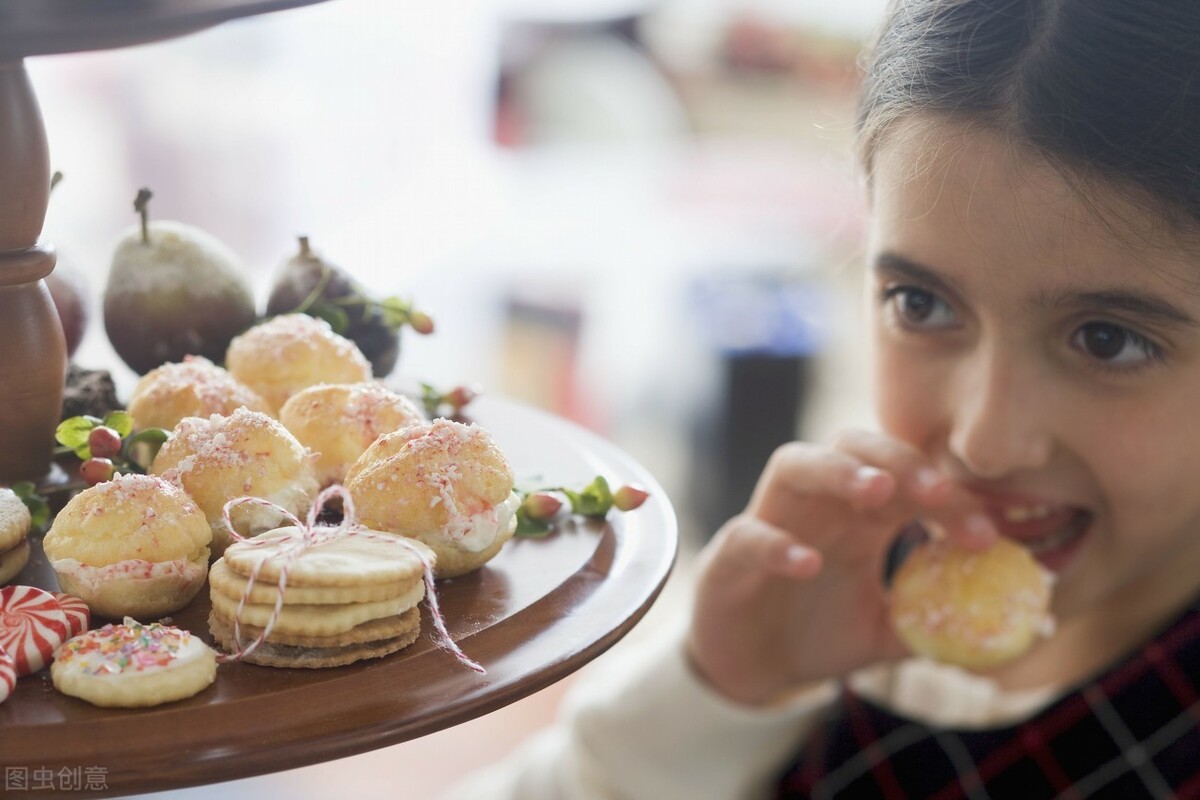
613, 484, 650, 512
409, 310, 435, 335
87, 426, 123, 459
522, 492, 563, 522
80, 457, 115, 486
444, 385, 478, 411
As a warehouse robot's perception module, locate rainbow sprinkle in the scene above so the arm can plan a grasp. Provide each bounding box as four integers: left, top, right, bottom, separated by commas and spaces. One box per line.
56, 621, 190, 676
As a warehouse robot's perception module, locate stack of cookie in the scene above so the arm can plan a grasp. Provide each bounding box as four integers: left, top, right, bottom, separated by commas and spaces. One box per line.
0, 489, 32, 586
207, 527, 435, 668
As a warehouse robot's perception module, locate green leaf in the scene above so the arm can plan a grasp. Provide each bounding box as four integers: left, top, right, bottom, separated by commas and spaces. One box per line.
576, 475, 614, 518
308, 299, 350, 334
103, 410, 134, 438
56, 415, 98, 459
420, 382, 442, 417
11, 481, 49, 528
375, 296, 411, 330
515, 509, 554, 538
126, 428, 170, 469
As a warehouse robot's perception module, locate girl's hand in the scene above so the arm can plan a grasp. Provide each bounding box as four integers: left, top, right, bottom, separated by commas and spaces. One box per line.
685, 430, 996, 707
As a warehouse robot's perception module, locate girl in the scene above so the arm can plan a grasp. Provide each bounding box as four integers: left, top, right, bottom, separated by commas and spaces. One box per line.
447, 0, 1200, 796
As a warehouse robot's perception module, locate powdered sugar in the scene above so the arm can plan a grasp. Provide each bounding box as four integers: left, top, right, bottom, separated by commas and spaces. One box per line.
231, 314, 369, 371
107, 220, 252, 302
135, 356, 264, 413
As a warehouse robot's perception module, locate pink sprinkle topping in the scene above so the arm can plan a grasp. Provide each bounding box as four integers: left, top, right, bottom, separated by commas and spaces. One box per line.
56, 621, 192, 675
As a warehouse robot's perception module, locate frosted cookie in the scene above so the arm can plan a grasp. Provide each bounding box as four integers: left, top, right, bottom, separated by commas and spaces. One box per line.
345, 419, 518, 578
150, 408, 320, 557
0, 646, 14, 704
890, 537, 1055, 670
43, 474, 212, 619
127, 355, 272, 432
225, 314, 372, 414
0, 488, 31, 586
279, 383, 425, 487
209, 525, 435, 668
0, 585, 70, 676
51, 620, 217, 708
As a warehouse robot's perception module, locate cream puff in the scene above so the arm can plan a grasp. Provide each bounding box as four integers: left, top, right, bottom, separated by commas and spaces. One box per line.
43, 474, 212, 619
225, 314, 372, 414
889, 537, 1055, 670
278, 383, 425, 487
151, 408, 320, 557
127, 355, 272, 432
345, 419, 518, 578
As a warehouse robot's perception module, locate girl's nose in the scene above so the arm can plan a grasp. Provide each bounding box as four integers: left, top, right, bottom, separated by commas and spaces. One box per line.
947, 348, 1053, 480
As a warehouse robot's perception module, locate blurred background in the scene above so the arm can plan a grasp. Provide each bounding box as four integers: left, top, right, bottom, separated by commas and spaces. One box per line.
26, 0, 885, 795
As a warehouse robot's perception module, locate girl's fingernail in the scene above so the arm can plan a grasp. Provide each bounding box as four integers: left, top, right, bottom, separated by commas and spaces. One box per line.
914, 468, 944, 492
852, 465, 885, 491
786, 544, 810, 564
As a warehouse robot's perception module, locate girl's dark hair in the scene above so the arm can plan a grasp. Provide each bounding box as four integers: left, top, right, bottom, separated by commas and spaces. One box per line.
858, 0, 1200, 225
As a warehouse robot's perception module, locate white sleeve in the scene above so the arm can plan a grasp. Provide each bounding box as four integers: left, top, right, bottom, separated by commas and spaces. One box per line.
441, 627, 837, 800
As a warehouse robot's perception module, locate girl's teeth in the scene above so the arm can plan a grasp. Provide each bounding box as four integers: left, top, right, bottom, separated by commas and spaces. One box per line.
1002, 505, 1054, 523
1025, 516, 1086, 555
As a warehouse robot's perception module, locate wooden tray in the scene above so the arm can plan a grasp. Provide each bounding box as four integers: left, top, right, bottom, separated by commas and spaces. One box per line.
0, 0, 330, 60
0, 398, 678, 798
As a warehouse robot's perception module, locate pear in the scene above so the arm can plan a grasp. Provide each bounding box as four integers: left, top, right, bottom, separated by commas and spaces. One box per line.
266, 236, 432, 377
104, 189, 256, 374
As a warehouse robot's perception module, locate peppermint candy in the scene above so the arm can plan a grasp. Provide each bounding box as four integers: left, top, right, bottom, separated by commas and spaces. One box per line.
0, 645, 14, 704
52, 592, 91, 638
0, 585, 69, 676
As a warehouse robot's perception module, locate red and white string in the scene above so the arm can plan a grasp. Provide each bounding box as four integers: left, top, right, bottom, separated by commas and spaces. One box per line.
217, 485, 484, 674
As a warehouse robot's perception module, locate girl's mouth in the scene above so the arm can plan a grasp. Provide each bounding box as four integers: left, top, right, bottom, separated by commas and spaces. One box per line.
985, 504, 1093, 572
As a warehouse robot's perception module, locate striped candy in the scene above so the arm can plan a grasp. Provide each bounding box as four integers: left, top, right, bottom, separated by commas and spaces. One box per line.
0, 645, 14, 704
52, 592, 91, 638
0, 585, 69, 676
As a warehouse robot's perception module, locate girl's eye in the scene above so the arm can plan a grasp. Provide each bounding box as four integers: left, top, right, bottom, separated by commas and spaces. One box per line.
1071, 322, 1163, 367
883, 286, 957, 328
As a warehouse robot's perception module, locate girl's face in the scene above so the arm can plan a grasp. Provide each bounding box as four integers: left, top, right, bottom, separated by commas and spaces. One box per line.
869, 119, 1200, 645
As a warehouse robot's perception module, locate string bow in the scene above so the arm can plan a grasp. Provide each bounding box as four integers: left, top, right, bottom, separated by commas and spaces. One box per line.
217, 484, 485, 674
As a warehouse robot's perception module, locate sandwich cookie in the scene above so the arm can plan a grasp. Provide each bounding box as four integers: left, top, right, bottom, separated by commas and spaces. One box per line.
208, 525, 435, 668
0, 488, 32, 585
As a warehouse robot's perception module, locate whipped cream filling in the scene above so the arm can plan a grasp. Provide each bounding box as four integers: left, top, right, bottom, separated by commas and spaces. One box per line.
229, 483, 319, 537
443, 492, 520, 553
52, 556, 206, 594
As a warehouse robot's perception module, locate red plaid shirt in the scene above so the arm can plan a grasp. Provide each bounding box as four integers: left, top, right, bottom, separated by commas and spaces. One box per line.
776, 603, 1200, 798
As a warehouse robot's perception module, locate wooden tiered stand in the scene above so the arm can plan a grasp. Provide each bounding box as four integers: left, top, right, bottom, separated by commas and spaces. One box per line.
0, 5, 678, 797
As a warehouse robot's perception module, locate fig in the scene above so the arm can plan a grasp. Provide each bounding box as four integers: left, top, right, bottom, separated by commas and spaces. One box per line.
46, 173, 89, 358
104, 189, 256, 374
46, 261, 87, 358
265, 236, 432, 377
